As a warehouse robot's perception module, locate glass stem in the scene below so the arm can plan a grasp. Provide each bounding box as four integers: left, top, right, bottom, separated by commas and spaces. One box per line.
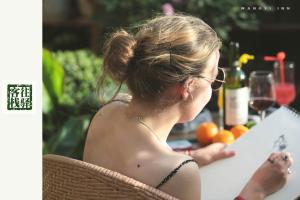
259, 110, 266, 121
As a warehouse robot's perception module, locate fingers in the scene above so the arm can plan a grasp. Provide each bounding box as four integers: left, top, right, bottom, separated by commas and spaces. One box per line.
210, 142, 227, 150
197, 143, 235, 166
278, 152, 293, 168
268, 152, 292, 164
214, 150, 235, 161
223, 150, 236, 157
272, 152, 293, 167
268, 152, 293, 175
285, 152, 293, 165
268, 152, 277, 162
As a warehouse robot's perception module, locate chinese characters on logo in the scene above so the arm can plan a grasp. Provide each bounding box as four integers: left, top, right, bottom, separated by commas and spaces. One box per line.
7, 84, 32, 110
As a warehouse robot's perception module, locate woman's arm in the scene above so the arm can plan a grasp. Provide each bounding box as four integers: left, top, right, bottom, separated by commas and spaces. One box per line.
183, 147, 293, 199
238, 152, 293, 200
160, 160, 201, 200
186, 143, 235, 167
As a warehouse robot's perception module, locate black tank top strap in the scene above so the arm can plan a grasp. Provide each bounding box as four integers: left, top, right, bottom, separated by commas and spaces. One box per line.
155, 159, 197, 189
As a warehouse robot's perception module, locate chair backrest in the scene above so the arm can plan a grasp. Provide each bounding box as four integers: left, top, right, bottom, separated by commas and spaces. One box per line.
43, 154, 178, 200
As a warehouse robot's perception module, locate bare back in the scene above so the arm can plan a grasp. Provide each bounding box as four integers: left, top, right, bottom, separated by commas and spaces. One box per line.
83, 100, 200, 199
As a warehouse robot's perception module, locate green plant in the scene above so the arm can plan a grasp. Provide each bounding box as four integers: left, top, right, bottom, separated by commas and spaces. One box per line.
184, 0, 269, 41
92, 0, 269, 43
43, 49, 65, 141
53, 50, 102, 106
43, 49, 122, 159
93, 0, 166, 27
43, 49, 64, 110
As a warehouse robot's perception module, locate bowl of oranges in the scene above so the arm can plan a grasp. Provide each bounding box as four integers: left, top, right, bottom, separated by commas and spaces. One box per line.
196, 122, 249, 146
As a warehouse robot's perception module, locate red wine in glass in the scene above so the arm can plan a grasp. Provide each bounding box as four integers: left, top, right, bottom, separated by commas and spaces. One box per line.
249, 97, 275, 112
249, 71, 276, 121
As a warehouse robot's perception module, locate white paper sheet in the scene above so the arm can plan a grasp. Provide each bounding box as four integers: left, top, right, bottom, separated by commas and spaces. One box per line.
199, 107, 300, 200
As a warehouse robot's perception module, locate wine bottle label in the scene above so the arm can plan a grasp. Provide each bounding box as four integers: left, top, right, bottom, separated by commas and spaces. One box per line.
225, 87, 249, 125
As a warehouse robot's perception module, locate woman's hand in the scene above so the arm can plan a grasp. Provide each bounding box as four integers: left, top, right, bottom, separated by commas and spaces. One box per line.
239, 152, 293, 200
190, 143, 235, 167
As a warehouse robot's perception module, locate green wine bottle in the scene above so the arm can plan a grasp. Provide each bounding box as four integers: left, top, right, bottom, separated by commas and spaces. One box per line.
224, 42, 248, 129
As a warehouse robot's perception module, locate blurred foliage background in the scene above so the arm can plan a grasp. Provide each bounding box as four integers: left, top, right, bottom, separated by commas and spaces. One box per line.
42, 49, 120, 159
43, 0, 300, 159
91, 0, 267, 42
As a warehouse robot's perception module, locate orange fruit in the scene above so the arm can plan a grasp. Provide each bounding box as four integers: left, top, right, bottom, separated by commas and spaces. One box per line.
230, 125, 249, 139
213, 130, 235, 145
196, 122, 219, 145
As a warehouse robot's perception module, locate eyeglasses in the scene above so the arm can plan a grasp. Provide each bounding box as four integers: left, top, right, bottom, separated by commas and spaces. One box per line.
195, 67, 226, 91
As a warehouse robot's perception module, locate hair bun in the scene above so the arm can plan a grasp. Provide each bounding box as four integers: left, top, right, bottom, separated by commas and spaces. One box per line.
103, 30, 136, 82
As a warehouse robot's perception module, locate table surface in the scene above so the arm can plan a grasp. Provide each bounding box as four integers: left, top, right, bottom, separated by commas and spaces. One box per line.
167, 111, 262, 150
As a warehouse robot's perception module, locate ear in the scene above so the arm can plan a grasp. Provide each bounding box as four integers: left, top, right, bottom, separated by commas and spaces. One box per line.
176, 78, 194, 100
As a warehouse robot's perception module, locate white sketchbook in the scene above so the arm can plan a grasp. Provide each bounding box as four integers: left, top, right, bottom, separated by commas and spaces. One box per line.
199, 106, 300, 200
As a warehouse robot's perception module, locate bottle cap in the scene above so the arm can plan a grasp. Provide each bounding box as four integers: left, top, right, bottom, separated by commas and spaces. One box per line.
239, 53, 254, 67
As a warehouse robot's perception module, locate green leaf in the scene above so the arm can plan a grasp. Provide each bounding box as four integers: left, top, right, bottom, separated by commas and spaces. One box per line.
246, 121, 256, 129
47, 115, 91, 159
43, 49, 64, 103
43, 141, 49, 155
42, 83, 53, 114
51, 49, 103, 107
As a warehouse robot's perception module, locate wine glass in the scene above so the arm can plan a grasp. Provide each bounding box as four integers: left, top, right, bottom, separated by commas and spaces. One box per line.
249, 71, 276, 121
273, 61, 296, 105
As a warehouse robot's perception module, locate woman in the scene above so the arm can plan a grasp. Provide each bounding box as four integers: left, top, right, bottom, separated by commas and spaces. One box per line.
83, 14, 293, 200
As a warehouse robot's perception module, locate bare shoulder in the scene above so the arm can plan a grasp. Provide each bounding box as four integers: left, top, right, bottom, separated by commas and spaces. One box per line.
156, 153, 201, 200
85, 93, 131, 143
114, 92, 132, 102
95, 92, 132, 115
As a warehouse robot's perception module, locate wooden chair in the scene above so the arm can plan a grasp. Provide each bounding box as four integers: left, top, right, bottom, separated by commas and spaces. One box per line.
43, 154, 178, 200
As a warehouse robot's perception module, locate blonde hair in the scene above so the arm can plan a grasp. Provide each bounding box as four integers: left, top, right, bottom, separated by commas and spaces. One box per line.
98, 14, 222, 103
